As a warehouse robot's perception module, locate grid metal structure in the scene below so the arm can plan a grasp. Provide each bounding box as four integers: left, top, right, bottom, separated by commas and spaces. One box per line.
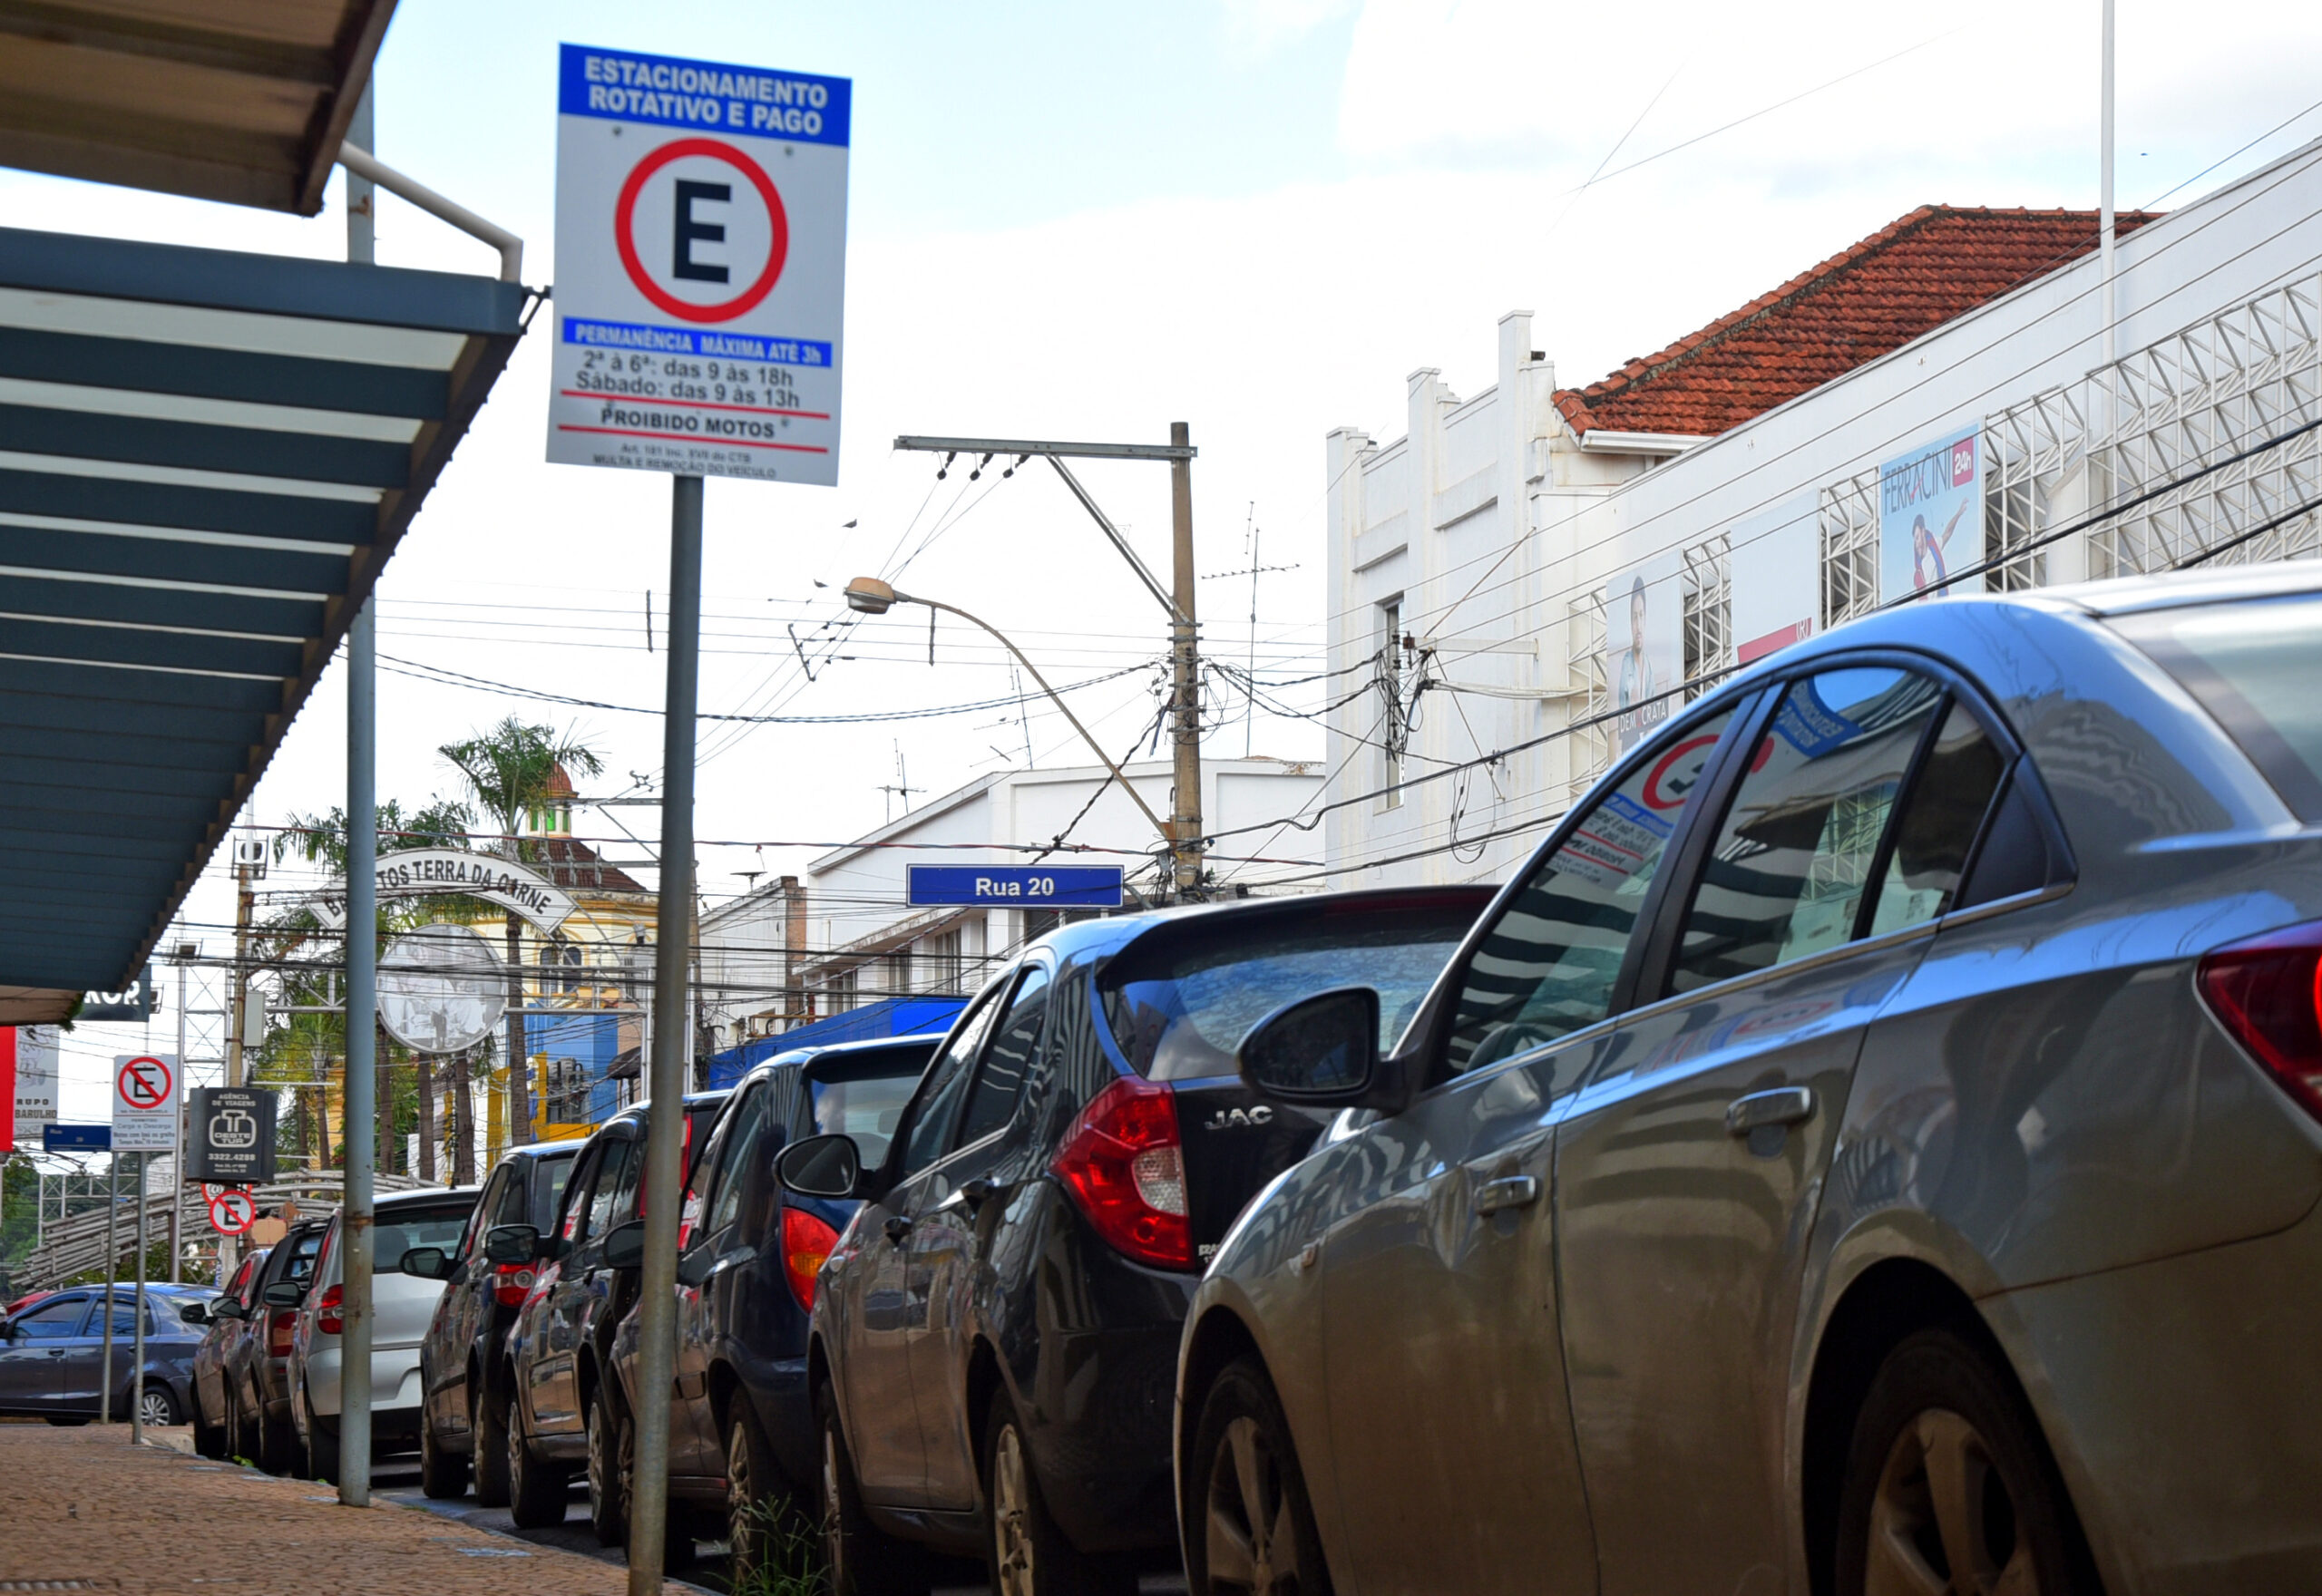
1982, 382, 2090, 590
1682, 532, 1732, 698
1819, 467, 1884, 628
1567, 592, 1613, 798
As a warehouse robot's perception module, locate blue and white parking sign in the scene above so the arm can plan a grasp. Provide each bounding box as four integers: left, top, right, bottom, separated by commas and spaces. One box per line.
907, 866, 1125, 909
549, 44, 850, 484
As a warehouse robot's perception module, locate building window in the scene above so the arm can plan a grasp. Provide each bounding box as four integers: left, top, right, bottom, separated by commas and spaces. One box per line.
543, 1056, 590, 1125
919, 929, 962, 994
827, 967, 857, 1013
1378, 597, 1405, 809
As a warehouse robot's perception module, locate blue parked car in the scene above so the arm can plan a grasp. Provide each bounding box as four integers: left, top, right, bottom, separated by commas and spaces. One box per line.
609, 1032, 943, 1577
0, 1282, 218, 1427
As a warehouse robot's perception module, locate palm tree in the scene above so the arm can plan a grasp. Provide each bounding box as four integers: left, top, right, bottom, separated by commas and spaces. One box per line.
439, 718, 605, 1145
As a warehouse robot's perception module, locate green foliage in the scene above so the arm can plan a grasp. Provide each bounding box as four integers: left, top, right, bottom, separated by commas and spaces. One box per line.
2, 1160, 38, 1270
437, 715, 606, 861
727, 1501, 828, 1596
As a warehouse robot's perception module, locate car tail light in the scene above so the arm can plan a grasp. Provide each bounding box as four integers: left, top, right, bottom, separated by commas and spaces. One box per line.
2199, 919, 2322, 1124
1051, 1075, 1193, 1270
493, 1263, 536, 1309
781, 1206, 840, 1311
315, 1283, 344, 1337
268, 1309, 295, 1358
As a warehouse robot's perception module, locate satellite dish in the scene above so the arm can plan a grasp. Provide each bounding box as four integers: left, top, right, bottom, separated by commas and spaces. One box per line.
378, 923, 508, 1055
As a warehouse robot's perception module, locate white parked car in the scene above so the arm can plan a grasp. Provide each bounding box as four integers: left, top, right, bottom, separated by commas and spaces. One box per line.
288, 1185, 478, 1482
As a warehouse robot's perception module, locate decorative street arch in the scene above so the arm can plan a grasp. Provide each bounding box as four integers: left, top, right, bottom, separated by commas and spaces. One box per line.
310, 847, 578, 936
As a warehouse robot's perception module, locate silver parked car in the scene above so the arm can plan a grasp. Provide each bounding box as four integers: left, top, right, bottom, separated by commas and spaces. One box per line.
1181, 566, 2322, 1596
288, 1186, 477, 1482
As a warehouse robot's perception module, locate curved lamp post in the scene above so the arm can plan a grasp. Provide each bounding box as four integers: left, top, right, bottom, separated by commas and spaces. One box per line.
844, 576, 1174, 851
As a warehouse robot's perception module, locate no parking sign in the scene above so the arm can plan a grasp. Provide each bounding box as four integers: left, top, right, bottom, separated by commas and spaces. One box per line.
548, 43, 850, 484
111, 1053, 178, 1153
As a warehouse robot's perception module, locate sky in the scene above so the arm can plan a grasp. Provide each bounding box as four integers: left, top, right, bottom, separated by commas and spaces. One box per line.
17, 0, 2322, 1116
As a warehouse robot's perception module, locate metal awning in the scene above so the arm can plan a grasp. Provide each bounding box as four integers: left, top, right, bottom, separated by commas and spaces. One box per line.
0, 223, 528, 1023
0, 0, 393, 214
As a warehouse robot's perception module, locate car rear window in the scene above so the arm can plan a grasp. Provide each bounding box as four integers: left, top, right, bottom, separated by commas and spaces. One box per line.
2116, 594, 2322, 819
1098, 896, 1485, 1082
809, 1061, 924, 1168
370, 1202, 475, 1273
532, 1151, 577, 1231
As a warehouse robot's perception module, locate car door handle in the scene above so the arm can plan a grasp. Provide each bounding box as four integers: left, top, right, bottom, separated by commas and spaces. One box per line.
883, 1215, 912, 1245
1726, 1085, 1815, 1136
1474, 1175, 1540, 1215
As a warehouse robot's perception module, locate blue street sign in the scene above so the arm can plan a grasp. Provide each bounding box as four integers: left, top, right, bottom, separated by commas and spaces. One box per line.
906, 865, 1124, 909
44, 1124, 112, 1152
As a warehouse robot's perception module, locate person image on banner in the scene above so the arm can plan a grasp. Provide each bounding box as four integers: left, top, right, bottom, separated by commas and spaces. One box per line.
1912, 500, 1973, 594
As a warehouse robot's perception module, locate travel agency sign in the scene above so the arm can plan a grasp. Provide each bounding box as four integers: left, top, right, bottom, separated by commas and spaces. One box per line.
548, 44, 851, 485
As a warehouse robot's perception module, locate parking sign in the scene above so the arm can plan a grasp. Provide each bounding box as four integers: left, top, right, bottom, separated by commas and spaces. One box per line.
111, 1053, 177, 1153
548, 43, 850, 484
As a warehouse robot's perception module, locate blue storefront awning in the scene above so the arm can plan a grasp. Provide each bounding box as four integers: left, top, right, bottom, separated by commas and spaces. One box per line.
0, 224, 527, 1022
708, 995, 970, 1089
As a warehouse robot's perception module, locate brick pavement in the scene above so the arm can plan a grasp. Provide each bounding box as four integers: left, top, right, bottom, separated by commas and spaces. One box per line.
0, 1424, 643, 1595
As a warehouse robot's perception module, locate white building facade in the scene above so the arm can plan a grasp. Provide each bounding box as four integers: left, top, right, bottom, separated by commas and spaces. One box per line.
1325, 142, 2322, 886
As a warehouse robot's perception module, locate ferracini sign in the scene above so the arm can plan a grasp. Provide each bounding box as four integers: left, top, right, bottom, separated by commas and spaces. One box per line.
312, 849, 578, 935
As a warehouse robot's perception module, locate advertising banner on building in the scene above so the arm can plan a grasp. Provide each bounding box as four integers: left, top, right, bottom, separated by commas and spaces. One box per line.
1730, 496, 1820, 664
1880, 425, 1983, 603
548, 43, 851, 484
1606, 550, 1683, 754
8, 1026, 57, 1146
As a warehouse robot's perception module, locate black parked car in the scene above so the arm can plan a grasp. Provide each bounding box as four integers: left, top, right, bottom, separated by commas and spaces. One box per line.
405, 1138, 582, 1503
220, 1221, 326, 1472
781, 887, 1491, 1595
190, 1246, 268, 1457
609, 1032, 943, 1578
0, 1284, 216, 1427
501, 1091, 728, 1533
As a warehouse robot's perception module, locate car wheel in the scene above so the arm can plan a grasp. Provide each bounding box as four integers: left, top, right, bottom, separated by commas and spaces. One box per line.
222, 1389, 246, 1461
134, 1382, 180, 1429
726, 1391, 795, 1583
257, 1405, 297, 1474
1185, 1358, 1331, 1596
986, 1387, 1135, 1596
586, 1386, 628, 1546
44, 1416, 91, 1427
420, 1405, 470, 1499
305, 1390, 340, 1486
470, 1377, 512, 1509
193, 1395, 225, 1459
505, 1392, 569, 1528
818, 1378, 927, 1596
1835, 1328, 2097, 1596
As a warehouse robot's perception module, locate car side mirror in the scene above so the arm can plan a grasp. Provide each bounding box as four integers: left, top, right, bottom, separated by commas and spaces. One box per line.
177, 1300, 209, 1325
211, 1299, 247, 1321
399, 1246, 453, 1281
776, 1134, 864, 1201
603, 1219, 645, 1271
1240, 988, 1384, 1105
260, 1281, 304, 1309
483, 1224, 541, 1266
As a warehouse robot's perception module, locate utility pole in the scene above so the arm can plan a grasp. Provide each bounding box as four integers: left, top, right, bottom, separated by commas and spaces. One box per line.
892, 430, 1205, 897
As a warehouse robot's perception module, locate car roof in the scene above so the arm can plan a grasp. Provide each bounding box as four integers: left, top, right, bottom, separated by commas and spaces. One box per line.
765, 1030, 947, 1070
2027, 560, 2322, 618
371, 1184, 479, 1211
502, 1136, 587, 1162
1028, 881, 1500, 967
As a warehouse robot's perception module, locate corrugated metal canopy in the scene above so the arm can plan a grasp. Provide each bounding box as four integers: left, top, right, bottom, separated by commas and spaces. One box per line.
0, 223, 526, 1024
0, 0, 393, 214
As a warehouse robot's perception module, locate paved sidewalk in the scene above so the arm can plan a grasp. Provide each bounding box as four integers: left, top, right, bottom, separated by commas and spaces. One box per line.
0, 1424, 641, 1595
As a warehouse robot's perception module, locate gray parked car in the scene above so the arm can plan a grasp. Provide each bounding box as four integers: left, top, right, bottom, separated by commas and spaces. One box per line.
0, 1285, 215, 1426
1182, 566, 2322, 1596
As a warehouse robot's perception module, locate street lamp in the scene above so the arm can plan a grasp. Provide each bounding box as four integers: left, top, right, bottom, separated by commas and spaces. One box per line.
844, 576, 1176, 852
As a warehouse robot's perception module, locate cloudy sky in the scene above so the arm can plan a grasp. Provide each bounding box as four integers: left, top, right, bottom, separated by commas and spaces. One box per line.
18, 0, 2322, 1111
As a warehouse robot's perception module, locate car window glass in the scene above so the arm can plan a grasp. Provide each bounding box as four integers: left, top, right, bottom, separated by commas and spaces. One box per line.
459, 1171, 506, 1260
561, 1146, 604, 1243
958, 966, 1049, 1148
810, 1069, 921, 1168
1443, 708, 1737, 1075
91, 1297, 143, 1338
2114, 593, 2322, 819
900, 988, 1007, 1176
371, 1202, 474, 1272
590, 1140, 639, 1237
281, 1229, 323, 1286
1869, 703, 2009, 933
12, 1296, 86, 1338
534, 1152, 577, 1232
228, 1256, 261, 1306
1669, 669, 1944, 994
705, 1088, 776, 1237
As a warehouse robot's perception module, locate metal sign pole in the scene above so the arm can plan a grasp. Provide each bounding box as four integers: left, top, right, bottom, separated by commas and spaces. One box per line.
627, 475, 703, 1593
99, 1153, 117, 1425
132, 1151, 149, 1442
171, 962, 188, 1284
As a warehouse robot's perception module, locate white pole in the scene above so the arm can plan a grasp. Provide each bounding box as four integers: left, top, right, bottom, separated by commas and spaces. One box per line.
171, 963, 187, 1284
2100, 0, 2116, 367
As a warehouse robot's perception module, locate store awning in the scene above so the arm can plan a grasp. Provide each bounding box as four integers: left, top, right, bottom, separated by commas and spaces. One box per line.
0, 223, 528, 1023
0, 0, 394, 214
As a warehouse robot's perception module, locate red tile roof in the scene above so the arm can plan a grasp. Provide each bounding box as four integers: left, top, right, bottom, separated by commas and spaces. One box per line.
1553, 206, 2158, 442
528, 836, 645, 894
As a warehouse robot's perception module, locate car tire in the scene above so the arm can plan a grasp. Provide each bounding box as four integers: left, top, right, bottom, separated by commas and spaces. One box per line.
586, 1385, 628, 1547
305, 1390, 340, 1486
134, 1382, 181, 1429
818, 1378, 927, 1596
470, 1377, 512, 1509
257, 1406, 297, 1474
222, 1388, 246, 1461
985, 1387, 1136, 1596
726, 1390, 796, 1584
1184, 1358, 1332, 1596
420, 1406, 470, 1500
506, 1392, 569, 1528
1835, 1328, 2098, 1596
193, 1395, 225, 1459
44, 1416, 90, 1427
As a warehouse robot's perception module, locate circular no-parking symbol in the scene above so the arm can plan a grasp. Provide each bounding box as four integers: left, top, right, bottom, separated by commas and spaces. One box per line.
209, 1191, 257, 1236
613, 137, 790, 324
116, 1055, 172, 1111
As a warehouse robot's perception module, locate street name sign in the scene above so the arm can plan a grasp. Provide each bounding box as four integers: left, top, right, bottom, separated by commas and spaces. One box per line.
548, 43, 851, 484
208, 1190, 257, 1237
44, 1123, 110, 1153
906, 865, 1125, 909
111, 1052, 178, 1153
188, 1086, 278, 1186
